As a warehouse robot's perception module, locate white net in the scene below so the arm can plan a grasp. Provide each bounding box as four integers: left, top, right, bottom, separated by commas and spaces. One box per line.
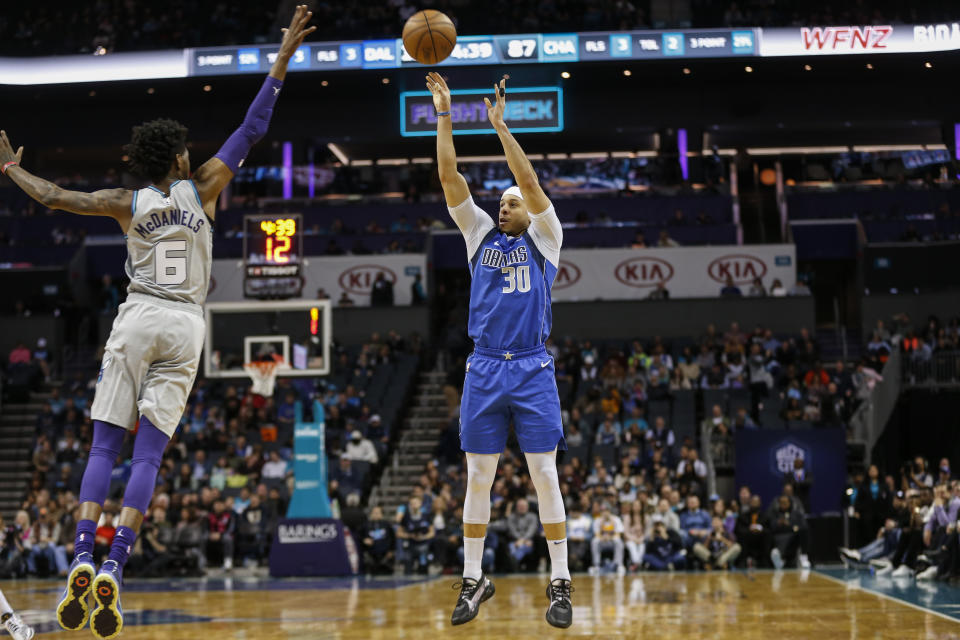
243, 357, 289, 397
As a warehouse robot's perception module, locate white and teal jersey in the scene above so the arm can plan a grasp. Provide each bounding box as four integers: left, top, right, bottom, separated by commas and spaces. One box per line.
125, 180, 213, 306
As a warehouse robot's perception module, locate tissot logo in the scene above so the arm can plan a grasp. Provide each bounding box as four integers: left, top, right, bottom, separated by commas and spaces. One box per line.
614, 257, 674, 288
338, 265, 397, 295
800, 25, 892, 50
278, 523, 339, 544
707, 254, 767, 284
553, 260, 581, 290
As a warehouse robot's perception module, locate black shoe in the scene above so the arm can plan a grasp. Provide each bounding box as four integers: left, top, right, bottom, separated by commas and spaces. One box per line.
450, 574, 495, 626
545, 578, 573, 628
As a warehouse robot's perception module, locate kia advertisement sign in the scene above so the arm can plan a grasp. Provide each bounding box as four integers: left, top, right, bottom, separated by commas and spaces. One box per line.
552, 244, 795, 302
614, 257, 674, 288
338, 265, 398, 296
759, 22, 960, 56
207, 254, 426, 305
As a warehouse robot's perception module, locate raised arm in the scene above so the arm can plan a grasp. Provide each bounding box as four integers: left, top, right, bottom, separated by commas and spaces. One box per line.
426, 72, 493, 260
485, 77, 551, 216
0, 131, 132, 230
192, 5, 316, 214
426, 72, 470, 208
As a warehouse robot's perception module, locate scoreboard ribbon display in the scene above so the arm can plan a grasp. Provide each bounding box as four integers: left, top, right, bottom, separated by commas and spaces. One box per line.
2, 22, 959, 85
400, 86, 563, 136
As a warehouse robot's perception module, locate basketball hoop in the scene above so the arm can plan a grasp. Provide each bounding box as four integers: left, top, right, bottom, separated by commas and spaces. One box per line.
244, 355, 288, 398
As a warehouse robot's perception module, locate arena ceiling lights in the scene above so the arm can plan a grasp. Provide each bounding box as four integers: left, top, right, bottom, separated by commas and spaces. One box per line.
0, 21, 958, 85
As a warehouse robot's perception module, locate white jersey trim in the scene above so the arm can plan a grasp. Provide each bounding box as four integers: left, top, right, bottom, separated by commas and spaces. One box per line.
526, 203, 562, 267
448, 195, 495, 262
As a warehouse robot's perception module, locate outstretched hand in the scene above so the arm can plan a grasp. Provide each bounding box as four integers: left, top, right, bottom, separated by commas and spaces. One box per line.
278, 4, 317, 60
484, 76, 507, 128
425, 72, 451, 114
0, 130, 23, 167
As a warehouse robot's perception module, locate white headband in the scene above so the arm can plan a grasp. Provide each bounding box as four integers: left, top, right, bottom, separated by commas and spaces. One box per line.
501, 186, 524, 202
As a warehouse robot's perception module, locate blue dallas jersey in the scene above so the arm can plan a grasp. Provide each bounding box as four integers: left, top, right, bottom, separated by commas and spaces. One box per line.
448, 196, 563, 350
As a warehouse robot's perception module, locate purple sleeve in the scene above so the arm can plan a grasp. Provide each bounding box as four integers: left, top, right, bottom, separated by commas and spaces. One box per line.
214, 76, 283, 172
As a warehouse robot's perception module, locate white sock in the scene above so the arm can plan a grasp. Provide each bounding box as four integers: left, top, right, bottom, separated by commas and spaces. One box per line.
463, 537, 485, 580
548, 538, 571, 581
0, 589, 12, 616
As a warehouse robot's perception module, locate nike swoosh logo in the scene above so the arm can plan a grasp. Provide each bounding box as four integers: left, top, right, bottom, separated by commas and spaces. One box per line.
541, 361, 550, 368
552, 540, 563, 545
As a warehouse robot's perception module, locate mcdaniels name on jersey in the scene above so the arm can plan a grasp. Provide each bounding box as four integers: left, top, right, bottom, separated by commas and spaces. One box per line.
132, 208, 206, 239
479, 245, 528, 269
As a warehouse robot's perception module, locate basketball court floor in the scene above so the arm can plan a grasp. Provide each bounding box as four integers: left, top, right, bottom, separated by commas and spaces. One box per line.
4, 569, 959, 638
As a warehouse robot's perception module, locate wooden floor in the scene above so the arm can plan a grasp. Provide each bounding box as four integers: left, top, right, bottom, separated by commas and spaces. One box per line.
4, 570, 960, 638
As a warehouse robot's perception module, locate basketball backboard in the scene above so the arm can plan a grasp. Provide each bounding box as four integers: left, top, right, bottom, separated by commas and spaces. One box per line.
204, 299, 332, 378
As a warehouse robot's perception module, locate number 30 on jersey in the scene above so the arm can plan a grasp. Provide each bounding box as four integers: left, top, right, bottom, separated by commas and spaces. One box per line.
501, 265, 531, 293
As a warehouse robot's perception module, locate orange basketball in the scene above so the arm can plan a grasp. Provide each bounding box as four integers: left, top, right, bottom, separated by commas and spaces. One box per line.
402, 10, 457, 65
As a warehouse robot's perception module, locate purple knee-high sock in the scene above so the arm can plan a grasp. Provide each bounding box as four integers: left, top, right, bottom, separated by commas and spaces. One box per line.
75, 420, 126, 558
121, 415, 169, 514
105, 415, 169, 571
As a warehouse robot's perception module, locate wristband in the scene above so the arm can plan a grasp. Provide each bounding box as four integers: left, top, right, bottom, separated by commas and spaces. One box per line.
1, 161, 17, 175
436, 111, 450, 117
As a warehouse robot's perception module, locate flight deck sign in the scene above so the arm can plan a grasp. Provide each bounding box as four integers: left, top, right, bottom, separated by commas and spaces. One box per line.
400, 86, 563, 137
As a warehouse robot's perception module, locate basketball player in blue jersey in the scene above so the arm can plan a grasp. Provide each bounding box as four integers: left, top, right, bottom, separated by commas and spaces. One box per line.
426, 72, 573, 628
0, 7, 315, 639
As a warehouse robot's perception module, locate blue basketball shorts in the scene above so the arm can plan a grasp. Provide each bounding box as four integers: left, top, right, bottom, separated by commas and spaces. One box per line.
459, 344, 566, 455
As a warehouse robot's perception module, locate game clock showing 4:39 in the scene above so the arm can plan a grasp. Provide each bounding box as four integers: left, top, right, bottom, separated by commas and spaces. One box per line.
242, 213, 304, 299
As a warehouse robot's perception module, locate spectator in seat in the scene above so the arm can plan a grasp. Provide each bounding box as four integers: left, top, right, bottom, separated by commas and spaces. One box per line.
646, 416, 675, 451
397, 496, 434, 575
261, 451, 288, 481
345, 430, 379, 464
789, 279, 812, 296
370, 272, 394, 307
693, 516, 742, 569
595, 415, 621, 447
206, 499, 236, 570
657, 229, 679, 248
631, 231, 647, 248
566, 502, 593, 572
732, 407, 757, 430
643, 516, 686, 570
720, 275, 742, 297
650, 498, 681, 535
331, 456, 364, 500
647, 282, 670, 300
679, 494, 712, 549
590, 503, 626, 576
769, 279, 787, 297
361, 505, 396, 575
506, 499, 540, 572
804, 360, 830, 388
747, 277, 766, 297
735, 494, 770, 568
768, 495, 811, 569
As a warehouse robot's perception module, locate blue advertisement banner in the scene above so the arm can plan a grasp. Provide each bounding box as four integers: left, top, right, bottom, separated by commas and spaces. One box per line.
734, 428, 846, 515
286, 401, 332, 519
400, 86, 563, 137
268, 518, 359, 576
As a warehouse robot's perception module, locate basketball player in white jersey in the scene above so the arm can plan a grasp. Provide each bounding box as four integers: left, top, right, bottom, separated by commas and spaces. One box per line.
0, 7, 315, 639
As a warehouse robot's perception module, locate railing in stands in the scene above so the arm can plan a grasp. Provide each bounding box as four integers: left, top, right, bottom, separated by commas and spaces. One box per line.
849, 347, 901, 467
